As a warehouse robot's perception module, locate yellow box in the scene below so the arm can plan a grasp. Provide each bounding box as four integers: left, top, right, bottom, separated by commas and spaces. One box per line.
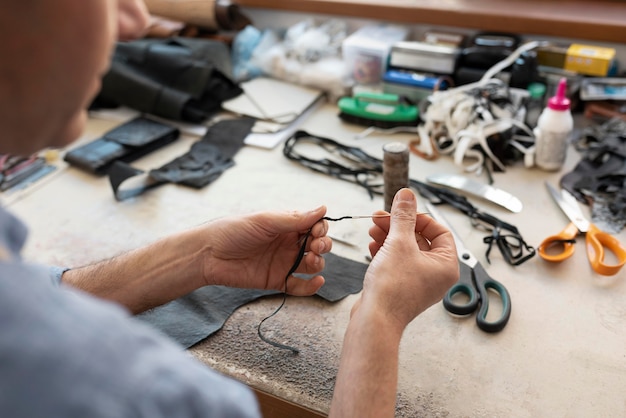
564, 44, 616, 77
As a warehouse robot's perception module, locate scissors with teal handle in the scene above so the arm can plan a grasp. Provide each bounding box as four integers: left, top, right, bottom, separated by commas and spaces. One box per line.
538, 182, 626, 276
426, 202, 511, 332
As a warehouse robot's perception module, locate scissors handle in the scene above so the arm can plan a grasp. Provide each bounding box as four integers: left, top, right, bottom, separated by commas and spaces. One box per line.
537, 222, 579, 262
472, 262, 511, 333
443, 262, 480, 315
585, 223, 626, 276
443, 262, 511, 332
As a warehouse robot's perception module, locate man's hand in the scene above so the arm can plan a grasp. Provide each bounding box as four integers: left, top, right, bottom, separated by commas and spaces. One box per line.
329, 188, 458, 418
117, 0, 150, 40
356, 188, 459, 329
200, 206, 332, 296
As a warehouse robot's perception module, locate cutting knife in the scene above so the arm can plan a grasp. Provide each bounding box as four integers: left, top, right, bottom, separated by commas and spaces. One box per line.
426, 173, 523, 213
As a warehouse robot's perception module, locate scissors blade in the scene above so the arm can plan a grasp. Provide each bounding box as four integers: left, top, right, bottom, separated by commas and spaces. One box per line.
545, 182, 590, 233
424, 202, 478, 268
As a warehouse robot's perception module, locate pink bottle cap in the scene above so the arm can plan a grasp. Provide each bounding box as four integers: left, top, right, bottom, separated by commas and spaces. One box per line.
548, 78, 571, 111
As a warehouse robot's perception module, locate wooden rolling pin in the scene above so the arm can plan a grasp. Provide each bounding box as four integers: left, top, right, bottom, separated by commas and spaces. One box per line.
144, 0, 251, 30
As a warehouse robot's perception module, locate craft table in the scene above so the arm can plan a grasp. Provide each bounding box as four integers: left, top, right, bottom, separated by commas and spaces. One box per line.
5, 103, 626, 417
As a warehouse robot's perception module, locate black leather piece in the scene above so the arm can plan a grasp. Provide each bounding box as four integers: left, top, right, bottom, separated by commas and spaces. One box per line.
109, 117, 255, 200
561, 119, 626, 233
92, 38, 243, 123
64, 117, 180, 175
137, 253, 367, 348
150, 117, 255, 187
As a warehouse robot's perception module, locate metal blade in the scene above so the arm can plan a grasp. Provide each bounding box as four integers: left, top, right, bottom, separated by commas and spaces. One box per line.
427, 173, 523, 213
545, 182, 589, 232
424, 201, 473, 262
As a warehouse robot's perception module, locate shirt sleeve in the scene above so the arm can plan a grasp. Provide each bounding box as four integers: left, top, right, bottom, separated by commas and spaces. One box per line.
2, 262, 262, 418
48, 265, 69, 286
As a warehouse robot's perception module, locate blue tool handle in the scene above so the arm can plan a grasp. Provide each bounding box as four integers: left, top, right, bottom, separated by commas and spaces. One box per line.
443, 262, 479, 315
472, 262, 511, 333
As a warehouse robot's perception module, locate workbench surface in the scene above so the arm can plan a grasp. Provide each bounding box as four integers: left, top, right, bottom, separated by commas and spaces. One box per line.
6, 104, 626, 417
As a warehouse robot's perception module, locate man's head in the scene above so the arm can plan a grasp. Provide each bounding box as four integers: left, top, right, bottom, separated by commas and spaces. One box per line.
0, 0, 149, 156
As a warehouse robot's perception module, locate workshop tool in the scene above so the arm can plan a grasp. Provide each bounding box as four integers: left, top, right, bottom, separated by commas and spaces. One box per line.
337, 92, 419, 128
412, 179, 535, 265
538, 182, 626, 276
426, 202, 511, 333
388, 41, 460, 75
143, 0, 251, 31
382, 70, 452, 104
426, 173, 523, 213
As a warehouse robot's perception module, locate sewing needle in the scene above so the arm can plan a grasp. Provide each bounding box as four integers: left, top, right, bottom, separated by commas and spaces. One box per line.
349, 215, 391, 219
339, 213, 429, 219
325, 213, 429, 247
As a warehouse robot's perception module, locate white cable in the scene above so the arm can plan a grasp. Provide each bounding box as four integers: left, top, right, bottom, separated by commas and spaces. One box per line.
421, 40, 552, 171
480, 40, 551, 82
354, 125, 418, 140
428, 40, 550, 105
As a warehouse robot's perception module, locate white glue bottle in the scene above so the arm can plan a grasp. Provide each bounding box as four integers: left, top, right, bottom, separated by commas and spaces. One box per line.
533, 77, 573, 171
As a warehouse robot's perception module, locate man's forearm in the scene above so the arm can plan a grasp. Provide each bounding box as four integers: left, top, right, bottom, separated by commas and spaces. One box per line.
329, 309, 404, 418
61, 229, 207, 314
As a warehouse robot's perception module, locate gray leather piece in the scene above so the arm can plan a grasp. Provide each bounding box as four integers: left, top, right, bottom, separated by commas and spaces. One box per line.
138, 253, 367, 348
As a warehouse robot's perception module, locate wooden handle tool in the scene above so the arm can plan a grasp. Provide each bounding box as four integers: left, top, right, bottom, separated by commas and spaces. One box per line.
144, 0, 250, 30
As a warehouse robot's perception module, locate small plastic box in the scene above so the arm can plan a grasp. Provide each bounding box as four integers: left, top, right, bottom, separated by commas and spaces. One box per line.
564, 44, 617, 77
342, 24, 409, 84
389, 41, 460, 75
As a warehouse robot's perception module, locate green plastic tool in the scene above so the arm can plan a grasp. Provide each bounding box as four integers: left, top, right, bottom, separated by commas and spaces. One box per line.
337, 92, 419, 128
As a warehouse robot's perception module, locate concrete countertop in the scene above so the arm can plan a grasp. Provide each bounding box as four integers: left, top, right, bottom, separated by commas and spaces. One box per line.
6, 104, 626, 417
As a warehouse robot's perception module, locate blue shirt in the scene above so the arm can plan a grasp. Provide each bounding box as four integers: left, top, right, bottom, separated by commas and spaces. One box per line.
0, 206, 261, 418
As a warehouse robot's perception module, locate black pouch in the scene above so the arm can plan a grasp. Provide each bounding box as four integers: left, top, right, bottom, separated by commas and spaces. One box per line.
64, 116, 180, 175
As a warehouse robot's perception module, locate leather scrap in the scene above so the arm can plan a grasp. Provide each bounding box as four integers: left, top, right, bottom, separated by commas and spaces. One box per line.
109, 117, 255, 200
137, 252, 367, 348
561, 117, 626, 233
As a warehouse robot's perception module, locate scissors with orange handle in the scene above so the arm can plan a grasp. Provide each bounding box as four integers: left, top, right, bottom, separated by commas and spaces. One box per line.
538, 182, 626, 276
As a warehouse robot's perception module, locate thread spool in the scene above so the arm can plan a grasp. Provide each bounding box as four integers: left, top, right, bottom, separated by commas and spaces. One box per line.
383, 142, 409, 212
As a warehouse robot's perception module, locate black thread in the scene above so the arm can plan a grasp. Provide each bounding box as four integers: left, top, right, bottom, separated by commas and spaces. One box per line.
283, 131, 384, 199
257, 216, 355, 353
323, 216, 358, 222
257, 228, 312, 354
